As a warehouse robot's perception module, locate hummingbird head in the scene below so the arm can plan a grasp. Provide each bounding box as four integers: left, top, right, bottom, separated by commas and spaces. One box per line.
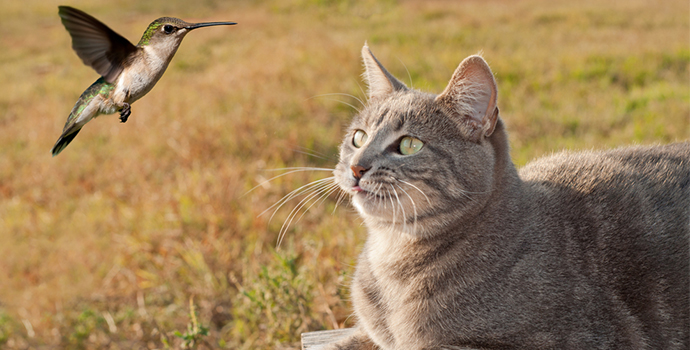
137, 17, 237, 48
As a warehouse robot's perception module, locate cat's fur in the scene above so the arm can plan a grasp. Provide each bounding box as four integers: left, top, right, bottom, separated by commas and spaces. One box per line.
329, 44, 689, 349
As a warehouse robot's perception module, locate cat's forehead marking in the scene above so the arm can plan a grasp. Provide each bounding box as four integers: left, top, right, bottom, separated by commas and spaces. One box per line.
364, 107, 408, 137
359, 92, 438, 139
372, 108, 389, 129
391, 116, 405, 132
365, 98, 413, 130
361, 104, 391, 131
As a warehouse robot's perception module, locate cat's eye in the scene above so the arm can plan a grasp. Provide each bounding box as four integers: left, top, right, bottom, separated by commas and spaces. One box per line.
399, 136, 424, 155
353, 130, 368, 148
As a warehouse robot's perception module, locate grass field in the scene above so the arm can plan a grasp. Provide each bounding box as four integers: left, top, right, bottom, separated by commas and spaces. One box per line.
0, 0, 688, 348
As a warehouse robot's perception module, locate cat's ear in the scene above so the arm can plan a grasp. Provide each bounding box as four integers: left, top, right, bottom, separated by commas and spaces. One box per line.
436, 55, 499, 141
361, 43, 408, 100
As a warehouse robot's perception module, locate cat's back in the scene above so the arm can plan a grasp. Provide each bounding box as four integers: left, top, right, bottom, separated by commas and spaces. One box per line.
520, 142, 690, 205
518, 141, 689, 255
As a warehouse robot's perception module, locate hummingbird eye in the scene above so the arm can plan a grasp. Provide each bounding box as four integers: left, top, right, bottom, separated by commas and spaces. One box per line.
163, 25, 175, 34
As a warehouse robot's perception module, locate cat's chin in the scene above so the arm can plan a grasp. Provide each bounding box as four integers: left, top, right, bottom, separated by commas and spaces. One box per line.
351, 191, 381, 216
351, 191, 396, 217
351, 192, 426, 234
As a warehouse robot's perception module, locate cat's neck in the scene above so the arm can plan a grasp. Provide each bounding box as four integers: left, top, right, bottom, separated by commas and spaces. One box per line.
480, 118, 523, 225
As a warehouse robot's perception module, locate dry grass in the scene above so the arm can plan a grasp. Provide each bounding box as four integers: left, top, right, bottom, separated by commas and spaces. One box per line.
0, 0, 687, 348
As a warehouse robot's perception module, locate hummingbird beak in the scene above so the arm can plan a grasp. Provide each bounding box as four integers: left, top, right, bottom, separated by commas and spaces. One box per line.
185, 22, 237, 30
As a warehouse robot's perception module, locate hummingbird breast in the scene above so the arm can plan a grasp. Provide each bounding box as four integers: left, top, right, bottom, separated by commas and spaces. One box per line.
113, 47, 173, 104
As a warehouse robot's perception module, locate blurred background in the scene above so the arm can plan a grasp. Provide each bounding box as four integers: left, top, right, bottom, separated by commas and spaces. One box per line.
0, 0, 687, 348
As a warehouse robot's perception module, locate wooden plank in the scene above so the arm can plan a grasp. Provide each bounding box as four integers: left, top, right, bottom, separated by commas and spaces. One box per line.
301, 328, 356, 350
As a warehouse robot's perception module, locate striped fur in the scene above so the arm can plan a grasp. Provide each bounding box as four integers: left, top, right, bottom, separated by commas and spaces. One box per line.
328, 44, 690, 349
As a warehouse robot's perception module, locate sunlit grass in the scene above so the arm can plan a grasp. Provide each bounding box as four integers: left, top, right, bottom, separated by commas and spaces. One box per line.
0, 0, 688, 348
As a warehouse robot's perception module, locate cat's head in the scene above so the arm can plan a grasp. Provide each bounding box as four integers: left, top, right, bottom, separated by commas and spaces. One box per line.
334, 44, 504, 238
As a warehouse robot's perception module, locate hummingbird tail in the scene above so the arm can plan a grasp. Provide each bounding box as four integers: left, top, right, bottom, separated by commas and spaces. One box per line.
51, 129, 82, 157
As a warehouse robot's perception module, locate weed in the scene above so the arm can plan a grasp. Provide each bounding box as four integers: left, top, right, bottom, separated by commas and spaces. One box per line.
229, 251, 317, 348
174, 297, 211, 349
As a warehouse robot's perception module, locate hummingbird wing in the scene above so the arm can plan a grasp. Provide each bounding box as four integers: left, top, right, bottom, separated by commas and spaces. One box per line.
58, 6, 138, 84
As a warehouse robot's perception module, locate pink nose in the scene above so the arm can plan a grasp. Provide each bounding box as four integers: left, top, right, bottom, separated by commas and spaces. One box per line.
351, 165, 367, 179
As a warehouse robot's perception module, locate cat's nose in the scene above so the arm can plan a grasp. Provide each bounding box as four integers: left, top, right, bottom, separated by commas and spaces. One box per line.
351, 165, 368, 179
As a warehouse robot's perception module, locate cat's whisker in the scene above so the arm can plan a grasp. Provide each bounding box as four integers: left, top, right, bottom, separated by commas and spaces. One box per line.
375, 182, 385, 208
308, 94, 362, 113
263, 167, 335, 172
310, 92, 366, 109
290, 147, 336, 162
395, 56, 414, 89
386, 187, 398, 235
277, 179, 338, 247
333, 188, 348, 214
398, 179, 431, 206
281, 179, 337, 222
245, 167, 334, 196
461, 189, 492, 194
277, 184, 341, 247
381, 183, 388, 210
262, 176, 334, 220
385, 186, 396, 231
261, 176, 335, 221
396, 183, 419, 235
353, 79, 368, 105
336, 100, 362, 113
291, 183, 340, 227
390, 184, 407, 233
457, 188, 477, 202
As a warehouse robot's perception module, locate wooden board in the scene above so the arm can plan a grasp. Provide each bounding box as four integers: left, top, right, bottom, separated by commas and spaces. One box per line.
301, 328, 356, 350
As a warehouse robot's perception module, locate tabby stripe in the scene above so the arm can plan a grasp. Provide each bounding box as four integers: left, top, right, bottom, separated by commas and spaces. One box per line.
372, 108, 390, 129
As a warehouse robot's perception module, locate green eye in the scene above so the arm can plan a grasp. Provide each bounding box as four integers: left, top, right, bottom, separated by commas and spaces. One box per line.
353, 129, 368, 148
400, 136, 424, 155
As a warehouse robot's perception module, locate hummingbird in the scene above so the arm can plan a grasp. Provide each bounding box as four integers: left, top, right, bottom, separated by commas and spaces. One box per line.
51, 6, 236, 156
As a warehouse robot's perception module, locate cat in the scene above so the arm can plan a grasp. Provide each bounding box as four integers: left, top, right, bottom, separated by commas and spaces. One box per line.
325, 44, 690, 349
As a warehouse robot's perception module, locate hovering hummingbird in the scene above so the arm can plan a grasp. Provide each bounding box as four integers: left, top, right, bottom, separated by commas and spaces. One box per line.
51, 6, 236, 156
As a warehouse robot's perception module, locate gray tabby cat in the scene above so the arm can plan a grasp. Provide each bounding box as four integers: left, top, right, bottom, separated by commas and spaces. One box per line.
328, 44, 689, 349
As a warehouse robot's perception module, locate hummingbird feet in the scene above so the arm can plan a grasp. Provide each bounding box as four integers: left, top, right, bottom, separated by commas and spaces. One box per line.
119, 103, 131, 123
